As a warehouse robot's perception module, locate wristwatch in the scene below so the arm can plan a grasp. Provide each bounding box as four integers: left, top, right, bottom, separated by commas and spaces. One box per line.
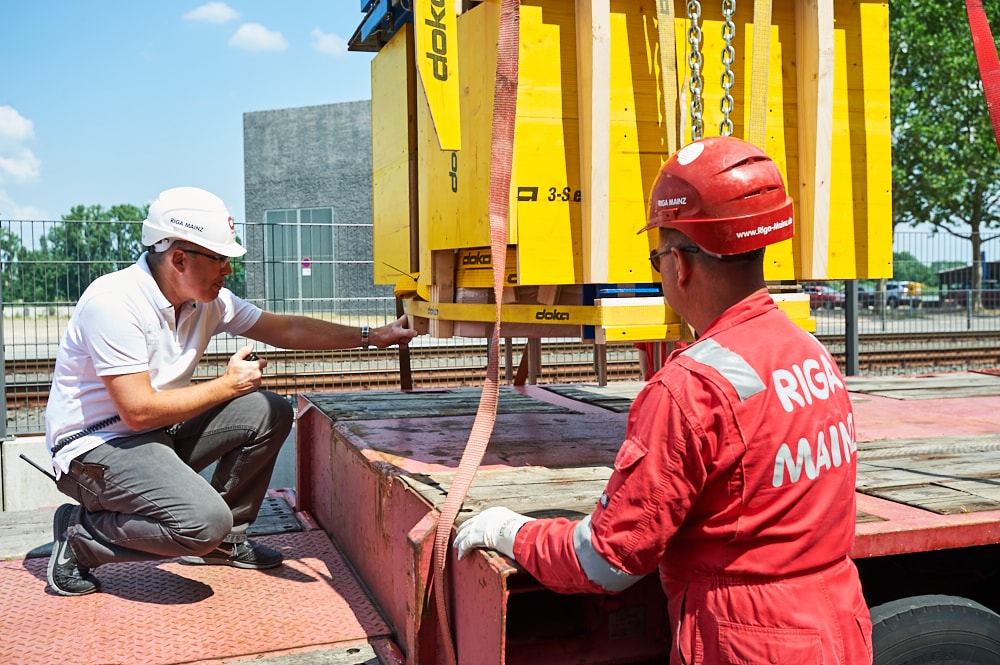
361, 325, 370, 347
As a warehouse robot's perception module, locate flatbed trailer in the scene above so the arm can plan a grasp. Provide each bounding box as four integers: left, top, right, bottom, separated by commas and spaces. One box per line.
295, 369, 1000, 665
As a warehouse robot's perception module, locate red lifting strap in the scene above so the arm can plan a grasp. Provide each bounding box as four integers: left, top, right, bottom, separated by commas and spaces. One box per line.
430, 2, 520, 664
966, 0, 1000, 151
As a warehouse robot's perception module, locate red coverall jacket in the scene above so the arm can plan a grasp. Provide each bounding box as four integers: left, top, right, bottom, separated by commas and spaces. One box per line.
514, 291, 873, 664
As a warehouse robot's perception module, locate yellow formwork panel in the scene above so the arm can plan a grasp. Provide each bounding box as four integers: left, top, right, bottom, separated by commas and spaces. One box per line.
372, 0, 893, 292
601, 5, 670, 284
414, 6, 498, 289
856, 1, 894, 279
514, 2, 584, 285
371, 25, 415, 286
743, 24, 795, 278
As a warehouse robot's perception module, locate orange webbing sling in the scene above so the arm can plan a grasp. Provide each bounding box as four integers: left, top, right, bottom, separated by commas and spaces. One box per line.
966, 0, 1000, 149
430, 1, 520, 663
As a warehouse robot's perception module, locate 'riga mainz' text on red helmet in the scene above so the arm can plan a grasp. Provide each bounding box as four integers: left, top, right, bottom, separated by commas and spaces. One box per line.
639, 136, 794, 256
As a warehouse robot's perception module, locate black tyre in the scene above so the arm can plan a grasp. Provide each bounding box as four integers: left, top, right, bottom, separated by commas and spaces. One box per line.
824, 300, 834, 310
887, 296, 899, 308
871, 594, 1000, 665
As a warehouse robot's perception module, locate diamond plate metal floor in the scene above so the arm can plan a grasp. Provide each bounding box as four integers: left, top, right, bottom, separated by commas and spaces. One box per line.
0, 517, 398, 665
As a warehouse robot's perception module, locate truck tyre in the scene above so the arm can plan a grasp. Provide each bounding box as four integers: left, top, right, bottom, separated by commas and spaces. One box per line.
871, 594, 1000, 665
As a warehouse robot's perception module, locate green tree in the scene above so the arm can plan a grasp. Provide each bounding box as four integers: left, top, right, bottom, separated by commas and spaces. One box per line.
0, 227, 27, 302
891, 1, 1000, 308
892, 251, 937, 287
32, 204, 149, 301
35, 204, 247, 300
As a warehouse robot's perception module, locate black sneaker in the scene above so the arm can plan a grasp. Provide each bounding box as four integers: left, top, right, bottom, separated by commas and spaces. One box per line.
180, 539, 283, 570
47, 504, 100, 596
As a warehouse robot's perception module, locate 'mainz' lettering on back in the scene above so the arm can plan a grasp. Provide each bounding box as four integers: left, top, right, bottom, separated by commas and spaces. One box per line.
769, 354, 855, 487
772, 415, 856, 487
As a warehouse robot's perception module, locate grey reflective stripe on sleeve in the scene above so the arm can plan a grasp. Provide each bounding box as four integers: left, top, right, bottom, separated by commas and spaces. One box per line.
572, 515, 644, 592
681, 338, 765, 401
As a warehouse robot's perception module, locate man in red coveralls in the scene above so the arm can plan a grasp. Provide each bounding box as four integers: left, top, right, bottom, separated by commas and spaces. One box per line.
454, 136, 873, 664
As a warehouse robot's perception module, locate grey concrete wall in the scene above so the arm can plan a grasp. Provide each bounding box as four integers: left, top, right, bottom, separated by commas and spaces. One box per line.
243, 101, 391, 310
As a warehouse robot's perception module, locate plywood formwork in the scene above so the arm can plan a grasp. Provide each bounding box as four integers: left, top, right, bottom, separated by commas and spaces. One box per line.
371, 0, 891, 339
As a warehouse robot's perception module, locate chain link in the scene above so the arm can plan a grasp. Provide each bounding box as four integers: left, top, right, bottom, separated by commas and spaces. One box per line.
686, 0, 704, 141
719, 0, 736, 136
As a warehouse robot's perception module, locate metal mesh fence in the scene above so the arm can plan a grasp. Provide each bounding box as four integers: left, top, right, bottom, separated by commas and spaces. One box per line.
3, 219, 1000, 436
1, 219, 642, 436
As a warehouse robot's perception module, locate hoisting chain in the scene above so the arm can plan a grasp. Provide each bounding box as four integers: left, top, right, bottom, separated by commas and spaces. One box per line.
686, 0, 705, 141
719, 0, 736, 136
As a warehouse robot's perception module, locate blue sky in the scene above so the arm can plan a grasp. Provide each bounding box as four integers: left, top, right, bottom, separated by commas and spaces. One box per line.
0, 2, 375, 224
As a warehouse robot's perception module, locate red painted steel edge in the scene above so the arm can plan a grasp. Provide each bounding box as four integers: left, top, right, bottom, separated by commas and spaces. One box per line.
853, 492, 1000, 558
372, 637, 408, 665
453, 549, 517, 664
407, 511, 440, 664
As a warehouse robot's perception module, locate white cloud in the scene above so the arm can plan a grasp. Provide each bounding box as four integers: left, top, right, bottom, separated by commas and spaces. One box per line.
183, 2, 240, 24
0, 106, 40, 185
0, 106, 35, 146
229, 23, 288, 52
0, 152, 41, 184
0, 189, 47, 220
310, 28, 348, 57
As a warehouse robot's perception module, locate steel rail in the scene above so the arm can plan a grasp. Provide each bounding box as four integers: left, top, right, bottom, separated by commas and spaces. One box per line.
6, 331, 1000, 409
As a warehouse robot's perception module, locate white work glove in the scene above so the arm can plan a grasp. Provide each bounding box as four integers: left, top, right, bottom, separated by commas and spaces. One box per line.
453, 506, 535, 560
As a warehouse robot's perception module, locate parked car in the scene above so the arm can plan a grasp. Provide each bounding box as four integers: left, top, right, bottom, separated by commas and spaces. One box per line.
857, 284, 878, 308
885, 281, 924, 308
802, 284, 846, 310
857, 281, 925, 308
941, 281, 1000, 308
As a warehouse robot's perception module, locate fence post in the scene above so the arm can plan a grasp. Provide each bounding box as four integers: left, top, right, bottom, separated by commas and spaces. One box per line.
844, 281, 860, 375
0, 271, 7, 441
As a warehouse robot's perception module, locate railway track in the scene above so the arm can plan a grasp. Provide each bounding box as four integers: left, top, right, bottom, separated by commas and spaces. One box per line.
6, 331, 1000, 409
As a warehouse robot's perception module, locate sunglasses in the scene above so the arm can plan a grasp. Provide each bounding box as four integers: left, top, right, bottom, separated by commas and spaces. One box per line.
649, 245, 700, 273
181, 248, 231, 265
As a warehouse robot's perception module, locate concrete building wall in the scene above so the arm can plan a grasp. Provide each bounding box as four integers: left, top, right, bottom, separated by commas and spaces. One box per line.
243, 100, 391, 313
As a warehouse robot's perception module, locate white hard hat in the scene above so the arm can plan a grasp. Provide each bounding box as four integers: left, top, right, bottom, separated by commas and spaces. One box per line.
142, 187, 246, 257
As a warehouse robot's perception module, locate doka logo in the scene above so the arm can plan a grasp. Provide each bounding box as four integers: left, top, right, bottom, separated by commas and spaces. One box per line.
462, 252, 491, 266
425, 0, 450, 81
535, 309, 570, 321
449, 151, 458, 193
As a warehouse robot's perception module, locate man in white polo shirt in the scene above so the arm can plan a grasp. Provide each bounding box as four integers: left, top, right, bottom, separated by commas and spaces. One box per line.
44, 186, 418, 596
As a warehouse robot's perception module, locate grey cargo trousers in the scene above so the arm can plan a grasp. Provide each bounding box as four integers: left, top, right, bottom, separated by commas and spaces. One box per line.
54, 390, 293, 569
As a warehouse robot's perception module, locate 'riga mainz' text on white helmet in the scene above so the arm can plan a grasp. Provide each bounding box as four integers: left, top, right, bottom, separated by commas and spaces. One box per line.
142, 187, 246, 258
639, 136, 794, 256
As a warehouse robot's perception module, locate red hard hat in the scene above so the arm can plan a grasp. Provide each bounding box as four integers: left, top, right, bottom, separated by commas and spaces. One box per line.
639, 136, 794, 255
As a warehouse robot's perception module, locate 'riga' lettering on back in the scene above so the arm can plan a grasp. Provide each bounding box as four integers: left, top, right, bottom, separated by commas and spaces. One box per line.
772, 355, 845, 412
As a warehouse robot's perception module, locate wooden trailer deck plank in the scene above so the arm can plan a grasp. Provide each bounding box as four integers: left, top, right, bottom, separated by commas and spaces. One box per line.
303, 386, 576, 422
339, 411, 627, 476
846, 372, 1000, 400
856, 429, 1000, 514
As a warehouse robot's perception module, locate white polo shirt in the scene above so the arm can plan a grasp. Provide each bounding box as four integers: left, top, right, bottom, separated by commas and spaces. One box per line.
45, 253, 262, 475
